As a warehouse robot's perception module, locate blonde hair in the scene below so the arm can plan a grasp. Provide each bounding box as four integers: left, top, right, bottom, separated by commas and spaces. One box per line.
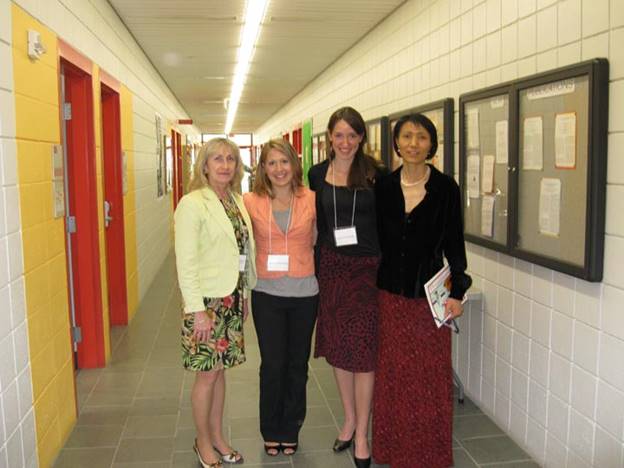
189, 138, 244, 193
253, 139, 303, 197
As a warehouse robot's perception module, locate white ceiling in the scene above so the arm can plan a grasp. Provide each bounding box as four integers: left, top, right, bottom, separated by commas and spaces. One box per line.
108, 0, 406, 133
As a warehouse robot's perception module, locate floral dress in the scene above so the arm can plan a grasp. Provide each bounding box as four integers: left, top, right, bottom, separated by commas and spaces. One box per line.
181, 194, 250, 371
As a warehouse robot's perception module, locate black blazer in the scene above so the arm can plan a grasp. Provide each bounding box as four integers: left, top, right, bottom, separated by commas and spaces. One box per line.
375, 164, 472, 299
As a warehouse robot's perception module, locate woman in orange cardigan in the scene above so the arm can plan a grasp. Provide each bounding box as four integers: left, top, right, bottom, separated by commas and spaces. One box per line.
243, 139, 318, 457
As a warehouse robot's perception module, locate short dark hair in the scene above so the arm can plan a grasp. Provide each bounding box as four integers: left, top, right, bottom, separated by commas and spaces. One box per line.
392, 113, 438, 159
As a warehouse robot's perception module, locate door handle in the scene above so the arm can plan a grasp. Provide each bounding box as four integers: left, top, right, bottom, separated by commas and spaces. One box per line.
104, 200, 113, 227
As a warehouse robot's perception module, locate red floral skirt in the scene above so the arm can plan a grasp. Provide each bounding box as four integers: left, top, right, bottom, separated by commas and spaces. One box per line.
372, 290, 453, 468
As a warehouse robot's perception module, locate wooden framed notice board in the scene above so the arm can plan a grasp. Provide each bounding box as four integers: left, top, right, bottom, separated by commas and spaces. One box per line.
459, 59, 609, 281
387, 98, 455, 176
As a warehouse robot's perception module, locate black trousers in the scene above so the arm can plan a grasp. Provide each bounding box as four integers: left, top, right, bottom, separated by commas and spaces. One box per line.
251, 290, 319, 443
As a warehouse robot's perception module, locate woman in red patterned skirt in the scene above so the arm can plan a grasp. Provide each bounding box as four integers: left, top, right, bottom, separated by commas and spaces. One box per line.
373, 113, 472, 467
308, 107, 383, 468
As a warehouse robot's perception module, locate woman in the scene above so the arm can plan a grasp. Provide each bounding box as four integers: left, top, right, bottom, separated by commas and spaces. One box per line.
243, 139, 318, 457
373, 114, 472, 467
308, 107, 382, 468
175, 138, 257, 468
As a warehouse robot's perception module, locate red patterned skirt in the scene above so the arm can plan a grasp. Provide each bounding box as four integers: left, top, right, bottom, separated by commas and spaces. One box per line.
372, 290, 453, 468
314, 245, 379, 373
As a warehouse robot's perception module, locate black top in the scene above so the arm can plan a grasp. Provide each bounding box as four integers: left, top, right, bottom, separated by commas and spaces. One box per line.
375, 164, 472, 299
308, 160, 381, 257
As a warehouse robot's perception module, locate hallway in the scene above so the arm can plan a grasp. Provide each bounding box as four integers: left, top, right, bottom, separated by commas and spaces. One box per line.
52, 253, 537, 468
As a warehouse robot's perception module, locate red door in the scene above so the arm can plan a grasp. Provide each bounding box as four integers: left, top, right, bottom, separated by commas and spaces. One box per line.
101, 84, 128, 326
61, 59, 105, 368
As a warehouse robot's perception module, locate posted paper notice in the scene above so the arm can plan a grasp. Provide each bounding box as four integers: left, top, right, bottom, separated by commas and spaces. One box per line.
481, 195, 495, 237
466, 109, 480, 150
482, 155, 495, 194
522, 116, 544, 170
539, 178, 561, 237
467, 154, 480, 199
555, 112, 576, 169
495, 120, 508, 164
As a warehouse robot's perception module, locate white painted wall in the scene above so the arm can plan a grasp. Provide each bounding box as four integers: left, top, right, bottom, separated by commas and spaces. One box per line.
255, 1, 624, 466
11, 0, 200, 301
0, 1, 38, 466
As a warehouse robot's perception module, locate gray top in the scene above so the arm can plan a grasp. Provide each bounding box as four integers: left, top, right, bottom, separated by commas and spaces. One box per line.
254, 208, 319, 298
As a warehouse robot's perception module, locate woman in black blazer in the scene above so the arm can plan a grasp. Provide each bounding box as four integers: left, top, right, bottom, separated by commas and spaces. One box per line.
372, 113, 471, 468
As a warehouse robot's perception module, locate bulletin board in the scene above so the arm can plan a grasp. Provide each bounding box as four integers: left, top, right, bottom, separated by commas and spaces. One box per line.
459, 87, 511, 251
511, 60, 608, 280
364, 117, 390, 167
459, 59, 608, 281
387, 98, 454, 175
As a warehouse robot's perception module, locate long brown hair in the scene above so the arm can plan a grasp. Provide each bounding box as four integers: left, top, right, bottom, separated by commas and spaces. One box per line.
327, 106, 379, 189
253, 139, 304, 197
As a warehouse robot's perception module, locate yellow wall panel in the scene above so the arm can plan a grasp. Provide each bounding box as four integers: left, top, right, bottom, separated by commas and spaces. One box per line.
120, 86, 139, 321
49, 289, 70, 337
27, 303, 52, 357
23, 265, 50, 314
21, 224, 47, 272
37, 421, 60, 468
13, 51, 58, 106
55, 361, 77, 444
48, 254, 68, 300
14, 93, 60, 143
46, 219, 66, 259
15, 140, 49, 184
19, 182, 47, 229
30, 340, 57, 402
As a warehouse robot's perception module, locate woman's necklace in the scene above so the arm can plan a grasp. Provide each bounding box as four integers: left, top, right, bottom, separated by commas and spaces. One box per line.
401, 166, 429, 187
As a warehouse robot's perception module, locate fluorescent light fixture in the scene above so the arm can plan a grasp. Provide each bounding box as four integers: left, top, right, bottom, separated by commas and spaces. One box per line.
224, 0, 269, 134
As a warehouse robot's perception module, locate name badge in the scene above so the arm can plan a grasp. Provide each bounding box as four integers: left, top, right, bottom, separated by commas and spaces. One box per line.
334, 226, 358, 246
267, 254, 289, 271
239, 254, 247, 272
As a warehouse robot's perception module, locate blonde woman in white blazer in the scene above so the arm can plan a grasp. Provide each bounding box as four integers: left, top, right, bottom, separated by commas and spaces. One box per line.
175, 138, 256, 468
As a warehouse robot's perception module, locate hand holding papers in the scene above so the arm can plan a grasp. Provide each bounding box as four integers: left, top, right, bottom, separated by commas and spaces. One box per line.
424, 265, 465, 333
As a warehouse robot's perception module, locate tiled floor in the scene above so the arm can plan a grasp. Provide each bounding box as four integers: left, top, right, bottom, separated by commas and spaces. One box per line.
53, 253, 538, 468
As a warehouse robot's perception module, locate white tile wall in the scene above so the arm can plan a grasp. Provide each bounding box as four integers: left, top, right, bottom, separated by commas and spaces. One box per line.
537, 5, 557, 52
613, 0, 624, 27
573, 322, 599, 373
569, 408, 595, 464
558, 0, 582, 45
0, 3, 37, 465
593, 426, 623, 468
547, 393, 569, 443
595, 380, 624, 439
253, 1, 624, 465
581, 0, 609, 37
546, 433, 569, 467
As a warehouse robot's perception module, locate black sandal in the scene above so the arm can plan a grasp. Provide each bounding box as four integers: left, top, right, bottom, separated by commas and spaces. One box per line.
263, 442, 280, 457
281, 443, 298, 456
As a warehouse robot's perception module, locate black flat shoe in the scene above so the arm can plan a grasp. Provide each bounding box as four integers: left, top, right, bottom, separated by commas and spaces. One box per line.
332, 436, 353, 452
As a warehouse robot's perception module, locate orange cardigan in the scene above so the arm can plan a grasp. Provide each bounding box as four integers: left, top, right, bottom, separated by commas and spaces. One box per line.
243, 188, 316, 279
